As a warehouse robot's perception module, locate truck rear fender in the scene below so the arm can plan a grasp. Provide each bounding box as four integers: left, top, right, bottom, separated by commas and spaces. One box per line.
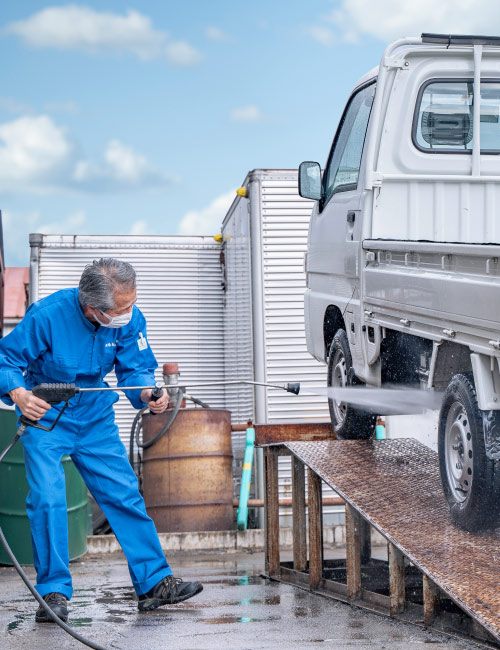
470, 353, 500, 411
430, 341, 472, 389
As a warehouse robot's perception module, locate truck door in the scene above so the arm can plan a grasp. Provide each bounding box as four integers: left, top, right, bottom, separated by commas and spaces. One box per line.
309, 82, 375, 367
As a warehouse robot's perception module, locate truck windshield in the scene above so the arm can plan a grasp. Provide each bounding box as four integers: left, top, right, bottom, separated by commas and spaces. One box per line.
323, 82, 375, 203
414, 80, 500, 153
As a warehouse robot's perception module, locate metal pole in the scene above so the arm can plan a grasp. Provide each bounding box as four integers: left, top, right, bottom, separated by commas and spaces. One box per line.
364, 37, 423, 191
249, 173, 269, 528
28, 234, 42, 304
472, 44, 482, 176
78, 386, 155, 392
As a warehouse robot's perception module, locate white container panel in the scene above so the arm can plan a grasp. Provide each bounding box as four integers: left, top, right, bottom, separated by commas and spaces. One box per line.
32, 236, 225, 453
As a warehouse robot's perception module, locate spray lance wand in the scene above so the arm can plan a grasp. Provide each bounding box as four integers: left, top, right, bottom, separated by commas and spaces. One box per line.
1, 378, 300, 466
6, 378, 299, 440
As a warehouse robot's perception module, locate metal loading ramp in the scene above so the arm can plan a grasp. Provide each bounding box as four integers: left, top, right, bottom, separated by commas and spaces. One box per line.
262, 438, 500, 646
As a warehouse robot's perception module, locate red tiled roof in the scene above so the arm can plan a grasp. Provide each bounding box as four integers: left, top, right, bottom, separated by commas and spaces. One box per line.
4, 267, 29, 319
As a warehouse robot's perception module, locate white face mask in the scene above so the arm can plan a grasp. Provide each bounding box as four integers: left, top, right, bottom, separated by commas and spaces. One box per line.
95, 309, 133, 328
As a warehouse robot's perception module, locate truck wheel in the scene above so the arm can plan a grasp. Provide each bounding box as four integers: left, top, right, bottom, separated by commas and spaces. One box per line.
438, 373, 500, 531
327, 329, 376, 440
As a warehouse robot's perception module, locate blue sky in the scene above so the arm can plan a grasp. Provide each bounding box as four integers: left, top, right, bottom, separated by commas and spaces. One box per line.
0, 1, 497, 266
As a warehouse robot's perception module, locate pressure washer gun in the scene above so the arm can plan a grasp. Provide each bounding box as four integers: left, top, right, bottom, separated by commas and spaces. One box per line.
18, 383, 80, 434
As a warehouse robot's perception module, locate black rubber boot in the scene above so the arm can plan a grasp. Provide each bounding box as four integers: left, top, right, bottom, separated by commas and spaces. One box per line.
35, 592, 68, 623
138, 576, 203, 611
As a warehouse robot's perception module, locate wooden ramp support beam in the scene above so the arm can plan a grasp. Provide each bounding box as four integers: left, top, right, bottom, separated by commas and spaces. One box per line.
265, 447, 280, 578
423, 575, 441, 627
359, 516, 371, 565
389, 543, 406, 616
345, 504, 362, 601
307, 467, 323, 589
292, 456, 307, 572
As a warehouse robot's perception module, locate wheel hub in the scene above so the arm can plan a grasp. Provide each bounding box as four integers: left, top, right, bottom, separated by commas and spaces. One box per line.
445, 403, 473, 503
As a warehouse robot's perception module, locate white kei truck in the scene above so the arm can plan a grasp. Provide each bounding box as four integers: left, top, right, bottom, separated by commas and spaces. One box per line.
299, 33, 500, 532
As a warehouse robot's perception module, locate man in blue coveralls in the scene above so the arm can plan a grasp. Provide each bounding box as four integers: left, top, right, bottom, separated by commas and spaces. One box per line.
0, 258, 203, 622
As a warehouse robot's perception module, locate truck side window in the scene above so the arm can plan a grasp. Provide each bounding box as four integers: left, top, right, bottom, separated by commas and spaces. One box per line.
323, 83, 375, 205
414, 80, 500, 153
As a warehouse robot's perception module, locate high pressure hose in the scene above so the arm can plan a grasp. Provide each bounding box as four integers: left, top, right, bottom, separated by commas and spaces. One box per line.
128, 388, 211, 470
0, 432, 20, 464
135, 388, 185, 450
0, 434, 109, 650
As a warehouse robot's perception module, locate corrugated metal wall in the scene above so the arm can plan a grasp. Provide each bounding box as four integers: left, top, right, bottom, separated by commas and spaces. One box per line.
259, 173, 329, 421
32, 235, 226, 452
221, 171, 340, 525
256, 172, 339, 525
221, 199, 254, 424
220, 198, 257, 508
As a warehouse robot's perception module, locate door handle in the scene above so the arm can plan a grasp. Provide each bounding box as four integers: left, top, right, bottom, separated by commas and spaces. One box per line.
347, 211, 356, 223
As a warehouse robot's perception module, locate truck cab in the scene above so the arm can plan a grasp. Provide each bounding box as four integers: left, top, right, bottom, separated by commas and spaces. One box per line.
299, 34, 500, 531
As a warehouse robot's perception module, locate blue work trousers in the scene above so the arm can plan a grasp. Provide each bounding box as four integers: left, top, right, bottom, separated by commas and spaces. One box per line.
20, 407, 172, 600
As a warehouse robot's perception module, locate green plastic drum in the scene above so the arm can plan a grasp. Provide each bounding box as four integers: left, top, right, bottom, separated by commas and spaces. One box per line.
0, 408, 88, 565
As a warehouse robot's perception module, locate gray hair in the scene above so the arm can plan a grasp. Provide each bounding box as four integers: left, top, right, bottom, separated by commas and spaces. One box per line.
78, 258, 136, 311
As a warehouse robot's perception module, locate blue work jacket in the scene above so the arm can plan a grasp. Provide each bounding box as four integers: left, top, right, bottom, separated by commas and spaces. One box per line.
0, 288, 158, 416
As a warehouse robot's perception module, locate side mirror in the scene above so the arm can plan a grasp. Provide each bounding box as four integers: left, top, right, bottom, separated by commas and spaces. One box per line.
298, 161, 322, 201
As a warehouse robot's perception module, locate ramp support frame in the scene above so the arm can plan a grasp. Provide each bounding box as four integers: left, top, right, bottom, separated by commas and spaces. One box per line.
262, 443, 499, 648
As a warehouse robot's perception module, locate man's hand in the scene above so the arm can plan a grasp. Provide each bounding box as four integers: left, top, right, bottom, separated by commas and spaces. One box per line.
10, 387, 51, 421
140, 388, 169, 413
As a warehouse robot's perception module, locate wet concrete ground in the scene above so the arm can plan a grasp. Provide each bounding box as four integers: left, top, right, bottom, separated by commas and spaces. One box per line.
0, 550, 484, 650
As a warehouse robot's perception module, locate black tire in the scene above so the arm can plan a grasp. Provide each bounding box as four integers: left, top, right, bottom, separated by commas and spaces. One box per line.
327, 329, 376, 440
438, 373, 500, 531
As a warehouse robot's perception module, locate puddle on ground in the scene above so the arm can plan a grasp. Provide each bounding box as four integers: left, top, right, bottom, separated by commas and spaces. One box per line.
7, 613, 32, 631
293, 607, 309, 618
347, 620, 364, 629
70, 617, 93, 627
200, 614, 280, 625
95, 590, 133, 604
203, 576, 263, 587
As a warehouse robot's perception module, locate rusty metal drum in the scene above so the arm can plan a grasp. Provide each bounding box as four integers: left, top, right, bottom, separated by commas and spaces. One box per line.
142, 408, 233, 532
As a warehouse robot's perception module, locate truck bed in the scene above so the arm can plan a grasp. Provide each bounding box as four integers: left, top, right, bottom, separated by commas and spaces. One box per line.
363, 239, 500, 353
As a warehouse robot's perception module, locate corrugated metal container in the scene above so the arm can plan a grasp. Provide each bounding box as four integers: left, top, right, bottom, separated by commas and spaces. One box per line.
221, 170, 341, 525
29, 235, 226, 455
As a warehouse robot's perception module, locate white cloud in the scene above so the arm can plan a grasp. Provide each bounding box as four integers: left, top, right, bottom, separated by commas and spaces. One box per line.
307, 26, 336, 47
37, 210, 87, 234
205, 26, 228, 41
0, 96, 33, 114
327, 0, 500, 43
105, 140, 153, 182
73, 139, 170, 190
0, 114, 170, 193
5, 5, 202, 65
230, 105, 265, 122
6, 6, 165, 59
0, 115, 76, 192
128, 219, 152, 236
179, 190, 236, 235
1, 209, 87, 265
44, 100, 80, 114
165, 41, 203, 66
2, 210, 40, 265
